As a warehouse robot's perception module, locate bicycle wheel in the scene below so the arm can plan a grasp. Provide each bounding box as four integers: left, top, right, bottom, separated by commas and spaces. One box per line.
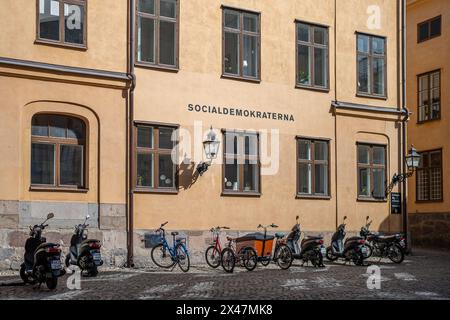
221, 248, 236, 273
151, 244, 176, 268
275, 245, 293, 270
242, 247, 257, 271
205, 245, 221, 268
176, 244, 190, 272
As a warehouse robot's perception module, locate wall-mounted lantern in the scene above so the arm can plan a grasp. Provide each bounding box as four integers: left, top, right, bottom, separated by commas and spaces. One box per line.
196, 126, 220, 176
386, 145, 420, 196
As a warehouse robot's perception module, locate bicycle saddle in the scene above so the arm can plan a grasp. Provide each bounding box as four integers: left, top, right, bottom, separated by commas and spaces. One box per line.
171, 232, 179, 236
226, 236, 235, 241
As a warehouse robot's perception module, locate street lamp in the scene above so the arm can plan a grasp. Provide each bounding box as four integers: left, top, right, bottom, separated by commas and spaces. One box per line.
386, 145, 420, 196
196, 126, 220, 176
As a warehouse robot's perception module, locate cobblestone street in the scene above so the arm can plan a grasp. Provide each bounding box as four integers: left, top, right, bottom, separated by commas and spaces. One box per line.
1, 249, 449, 300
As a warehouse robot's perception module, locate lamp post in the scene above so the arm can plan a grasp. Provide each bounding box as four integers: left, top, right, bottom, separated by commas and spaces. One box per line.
386, 146, 420, 196
196, 126, 220, 176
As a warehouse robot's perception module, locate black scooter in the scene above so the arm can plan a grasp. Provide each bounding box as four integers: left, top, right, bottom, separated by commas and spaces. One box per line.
360, 216, 406, 264
286, 215, 325, 267
325, 216, 368, 266
20, 213, 66, 289
65, 215, 103, 276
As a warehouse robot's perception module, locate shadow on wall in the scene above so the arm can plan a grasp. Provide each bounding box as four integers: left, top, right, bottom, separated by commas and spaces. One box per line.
178, 158, 200, 190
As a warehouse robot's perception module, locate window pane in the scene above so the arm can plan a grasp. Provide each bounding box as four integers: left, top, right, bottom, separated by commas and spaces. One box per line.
224, 10, 239, 29
160, 0, 176, 18
137, 127, 153, 148
430, 151, 441, 167
372, 37, 385, 55
430, 167, 442, 200
137, 153, 153, 187
299, 163, 312, 194
358, 145, 370, 164
372, 168, 385, 198
419, 75, 429, 91
60, 145, 83, 186
243, 35, 258, 77
430, 17, 441, 37
138, 0, 155, 14
224, 158, 239, 190
357, 35, 369, 53
419, 23, 429, 42
158, 154, 174, 188
417, 169, 429, 201
159, 128, 174, 149
357, 55, 370, 93
243, 159, 258, 191
50, 116, 67, 138
373, 58, 385, 95
298, 45, 311, 85
314, 27, 327, 45
224, 32, 239, 75
39, 0, 60, 41
243, 13, 258, 32
244, 134, 258, 155
138, 17, 155, 63
64, 4, 84, 44
314, 47, 327, 87
32, 115, 49, 137
314, 142, 328, 161
159, 21, 176, 65
299, 140, 311, 160
314, 164, 328, 195
67, 117, 85, 139
358, 168, 371, 196
31, 143, 55, 185
431, 72, 440, 88
225, 133, 238, 155
373, 147, 385, 165
297, 23, 309, 42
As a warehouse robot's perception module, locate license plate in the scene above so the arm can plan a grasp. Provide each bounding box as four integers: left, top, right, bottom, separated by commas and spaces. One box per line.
50, 259, 61, 270
399, 240, 405, 247
92, 252, 102, 261
361, 246, 367, 254
320, 247, 326, 255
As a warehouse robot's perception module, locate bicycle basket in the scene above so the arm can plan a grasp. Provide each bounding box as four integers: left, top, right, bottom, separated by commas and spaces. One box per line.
144, 232, 163, 248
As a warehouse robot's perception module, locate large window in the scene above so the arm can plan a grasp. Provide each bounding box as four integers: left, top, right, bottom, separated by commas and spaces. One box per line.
135, 124, 178, 192
31, 114, 86, 189
37, 0, 86, 47
297, 139, 330, 197
417, 149, 443, 202
418, 16, 441, 43
357, 144, 386, 199
357, 33, 386, 98
418, 70, 441, 122
136, 0, 179, 68
296, 22, 329, 90
223, 131, 260, 195
222, 8, 260, 80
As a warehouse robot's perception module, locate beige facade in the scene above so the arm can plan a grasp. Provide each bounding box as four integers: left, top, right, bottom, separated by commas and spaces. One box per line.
0, 0, 406, 268
407, 0, 450, 247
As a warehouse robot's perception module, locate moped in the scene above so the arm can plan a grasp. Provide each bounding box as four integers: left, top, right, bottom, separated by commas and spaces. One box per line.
325, 216, 367, 266
20, 213, 66, 289
65, 214, 103, 276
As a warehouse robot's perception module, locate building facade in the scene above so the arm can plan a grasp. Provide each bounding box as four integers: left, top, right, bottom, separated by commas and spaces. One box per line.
407, 0, 450, 248
0, 0, 407, 269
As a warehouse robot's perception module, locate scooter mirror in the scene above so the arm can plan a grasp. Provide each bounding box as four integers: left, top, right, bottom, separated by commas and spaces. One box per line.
366, 216, 370, 221
86, 214, 90, 220
47, 212, 54, 220
296, 215, 299, 220
343, 216, 347, 221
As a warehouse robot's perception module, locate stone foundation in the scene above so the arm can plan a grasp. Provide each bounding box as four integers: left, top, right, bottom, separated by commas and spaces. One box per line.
409, 212, 450, 249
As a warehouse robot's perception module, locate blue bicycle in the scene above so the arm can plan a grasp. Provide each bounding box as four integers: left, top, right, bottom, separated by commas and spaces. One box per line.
150, 222, 190, 272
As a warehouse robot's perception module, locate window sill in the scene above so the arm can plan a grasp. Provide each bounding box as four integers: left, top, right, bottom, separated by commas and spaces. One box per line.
295, 84, 330, 93
357, 197, 387, 203
415, 199, 444, 204
135, 62, 179, 73
296, 194, 331, 200
29, 186, 89, 193
356, 93, 388, 101
34, 39, 87, 51
221, 74, 261, 84
417, 118, 441, 125
221, 191, 261, 198
134, 188, 179, 195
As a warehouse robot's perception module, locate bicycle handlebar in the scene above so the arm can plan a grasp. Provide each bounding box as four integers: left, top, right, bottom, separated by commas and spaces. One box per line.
258, 224, 278, 229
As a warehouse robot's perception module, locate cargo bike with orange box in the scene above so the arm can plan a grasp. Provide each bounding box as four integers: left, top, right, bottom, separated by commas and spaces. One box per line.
220, 223, 293, 273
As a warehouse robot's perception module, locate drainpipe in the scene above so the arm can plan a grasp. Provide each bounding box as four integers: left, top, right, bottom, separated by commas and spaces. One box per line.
401, 0, 411, 252
126, 0, 136, 267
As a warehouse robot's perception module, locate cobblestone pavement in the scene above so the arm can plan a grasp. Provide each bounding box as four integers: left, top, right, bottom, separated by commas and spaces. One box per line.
1, 249, 449, 300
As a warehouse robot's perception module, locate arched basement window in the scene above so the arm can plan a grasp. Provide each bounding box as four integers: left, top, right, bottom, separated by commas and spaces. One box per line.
31, 114, 86, 189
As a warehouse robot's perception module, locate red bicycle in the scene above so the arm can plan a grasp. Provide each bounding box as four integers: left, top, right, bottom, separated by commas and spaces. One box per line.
205, 226, 230, 268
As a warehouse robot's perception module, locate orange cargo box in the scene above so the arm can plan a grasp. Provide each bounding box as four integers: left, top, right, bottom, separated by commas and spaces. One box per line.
236, 233, 275, 257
